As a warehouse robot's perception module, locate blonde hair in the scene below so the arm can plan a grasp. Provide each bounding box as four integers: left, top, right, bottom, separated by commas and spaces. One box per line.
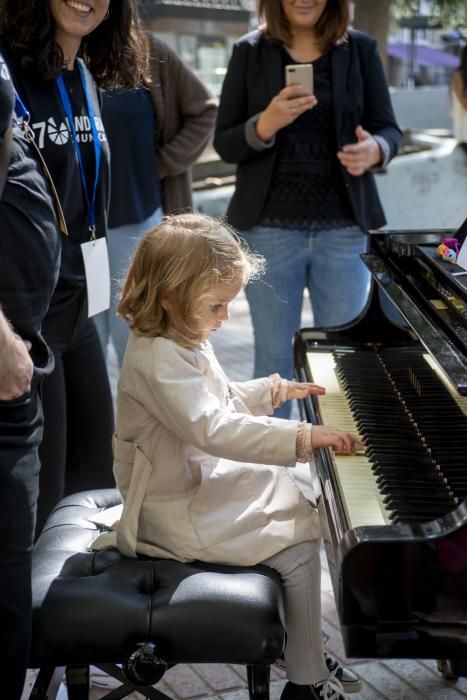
118, 212, 265, 348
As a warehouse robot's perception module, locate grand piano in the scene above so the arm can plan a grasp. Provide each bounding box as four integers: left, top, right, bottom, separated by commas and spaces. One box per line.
294, 221, 467, 680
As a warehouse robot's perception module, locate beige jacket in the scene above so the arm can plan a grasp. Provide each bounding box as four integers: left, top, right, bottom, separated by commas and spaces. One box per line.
147, 34, 218, 213
94, 335, 320, 566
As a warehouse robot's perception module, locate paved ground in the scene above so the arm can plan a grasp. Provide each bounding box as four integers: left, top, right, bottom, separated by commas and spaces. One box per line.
23, 290, 467, 699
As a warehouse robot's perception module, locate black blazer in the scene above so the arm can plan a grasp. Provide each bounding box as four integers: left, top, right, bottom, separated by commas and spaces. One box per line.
214, 29, 401, 232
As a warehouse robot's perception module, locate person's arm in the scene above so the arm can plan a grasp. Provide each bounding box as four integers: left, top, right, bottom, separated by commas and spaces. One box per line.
149, 37, 218, 180
229, 377, 278, 416
0, 308, 33, 400
0, 53, 14, 199
133, 342, 358, 464
229, 375, 324, 416
359, 36, 401, 160
213, 41, 266, 165
0, 122, 12, 199
337, 35, 401, 176
214, 38, 316, 165
230, 375, 356, 457
134, 341, 299, 466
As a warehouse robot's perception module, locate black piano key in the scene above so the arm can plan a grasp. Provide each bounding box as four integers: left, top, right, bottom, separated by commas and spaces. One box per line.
376, 476, 447, 489
384, 501, 456, 517
370, 457, 435, 469
375, 471, 442, 481
382, 493, 454, 506
366, 445, 431, 458
364, 438, 425, 449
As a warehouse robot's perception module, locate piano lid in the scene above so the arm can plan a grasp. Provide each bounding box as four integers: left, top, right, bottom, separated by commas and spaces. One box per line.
363, 229, 467, 396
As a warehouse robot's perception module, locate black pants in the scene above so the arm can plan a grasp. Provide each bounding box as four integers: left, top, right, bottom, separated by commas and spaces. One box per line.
0, 387, 42, 699
37, 290, 114, 534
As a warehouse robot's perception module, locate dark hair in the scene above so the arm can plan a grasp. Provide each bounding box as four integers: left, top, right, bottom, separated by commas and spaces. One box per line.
0, 0, 149, 88
257, 0, 349, 50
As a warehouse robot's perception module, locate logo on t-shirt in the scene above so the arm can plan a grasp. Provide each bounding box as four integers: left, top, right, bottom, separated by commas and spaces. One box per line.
0, 57, 11, 81
47, 117, 69, 145
31, 114, 107, 149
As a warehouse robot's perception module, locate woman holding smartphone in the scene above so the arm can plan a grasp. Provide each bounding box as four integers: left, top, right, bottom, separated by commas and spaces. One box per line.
214, 0, 401, 418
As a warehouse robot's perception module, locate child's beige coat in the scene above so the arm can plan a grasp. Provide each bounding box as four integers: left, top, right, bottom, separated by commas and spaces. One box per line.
95, 335, 320, 566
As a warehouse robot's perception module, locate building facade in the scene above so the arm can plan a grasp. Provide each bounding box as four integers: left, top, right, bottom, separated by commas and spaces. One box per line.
139, 0, 252, 96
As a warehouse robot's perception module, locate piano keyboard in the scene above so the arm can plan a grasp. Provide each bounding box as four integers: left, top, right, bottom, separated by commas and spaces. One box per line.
307, 352, 390, 528
306, 348, 467, 528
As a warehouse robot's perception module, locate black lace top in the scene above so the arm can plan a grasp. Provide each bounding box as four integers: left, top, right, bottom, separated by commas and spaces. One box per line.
260, 50, 356, 231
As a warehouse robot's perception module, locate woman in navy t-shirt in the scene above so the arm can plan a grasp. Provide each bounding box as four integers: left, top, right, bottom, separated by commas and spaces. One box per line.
0, 0, 150, 534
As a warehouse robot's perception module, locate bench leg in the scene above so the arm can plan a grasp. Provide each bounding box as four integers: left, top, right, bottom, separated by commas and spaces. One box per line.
66, 665, 90, 700
247, 665, 270, 700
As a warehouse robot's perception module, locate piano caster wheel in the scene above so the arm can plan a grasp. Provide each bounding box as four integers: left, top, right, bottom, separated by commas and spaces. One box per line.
437, 659, 459, 683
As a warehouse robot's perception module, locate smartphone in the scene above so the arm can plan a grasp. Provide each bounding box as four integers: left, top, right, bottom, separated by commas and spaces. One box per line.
285, 63, 314, 95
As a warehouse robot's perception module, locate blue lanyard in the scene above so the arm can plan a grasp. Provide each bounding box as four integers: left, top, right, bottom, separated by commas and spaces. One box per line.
14, 90, 30, 123
56, 62, 102, 239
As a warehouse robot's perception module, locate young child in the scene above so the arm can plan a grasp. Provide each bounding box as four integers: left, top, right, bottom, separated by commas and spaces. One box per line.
105, 213, 361, 700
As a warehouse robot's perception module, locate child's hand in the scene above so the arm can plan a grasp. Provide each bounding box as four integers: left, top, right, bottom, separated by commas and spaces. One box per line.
287, 381, 325, 400
311, 425, 362, 454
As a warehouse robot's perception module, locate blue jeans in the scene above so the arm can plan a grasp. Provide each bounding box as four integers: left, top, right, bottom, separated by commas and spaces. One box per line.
95, 207, 163, 368
241, 225, 370, 417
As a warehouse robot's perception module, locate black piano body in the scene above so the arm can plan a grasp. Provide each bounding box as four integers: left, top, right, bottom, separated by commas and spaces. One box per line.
294, 228, 467, 670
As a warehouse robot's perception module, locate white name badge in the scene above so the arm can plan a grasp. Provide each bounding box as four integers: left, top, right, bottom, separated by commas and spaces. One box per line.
81, 237, 111, 317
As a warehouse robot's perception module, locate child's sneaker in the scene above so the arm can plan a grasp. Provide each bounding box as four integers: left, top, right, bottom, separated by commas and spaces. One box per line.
280, 669, 348, 700
274, 653, 361, 695
324, 652, 361, 694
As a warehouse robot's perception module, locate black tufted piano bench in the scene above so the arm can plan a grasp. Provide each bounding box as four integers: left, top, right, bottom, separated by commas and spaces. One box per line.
29, 489, 286, 700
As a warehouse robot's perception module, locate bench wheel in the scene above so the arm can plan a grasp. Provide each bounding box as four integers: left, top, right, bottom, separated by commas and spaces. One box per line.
124, 642, 168, 686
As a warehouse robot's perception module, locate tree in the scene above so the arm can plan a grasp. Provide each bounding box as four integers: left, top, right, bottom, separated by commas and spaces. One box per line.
353, 0, 392, 71
353, 0, 467, 75
392, 1, 467, 28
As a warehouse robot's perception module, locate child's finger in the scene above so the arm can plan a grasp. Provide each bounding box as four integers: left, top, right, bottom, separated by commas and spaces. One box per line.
291, 382, 326, 397
335, 435, 365, 456
353, 436, 365, 452
306, 383, 326, 394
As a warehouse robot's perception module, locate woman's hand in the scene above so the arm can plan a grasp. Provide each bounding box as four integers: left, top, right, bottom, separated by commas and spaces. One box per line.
256, 85, 317, 142
337, 125, 382, 176
311, 425, 363, 454
287, 381, 325, 400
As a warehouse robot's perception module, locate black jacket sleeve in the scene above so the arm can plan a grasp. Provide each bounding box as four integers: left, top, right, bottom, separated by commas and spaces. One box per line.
355, 33, 401, 160
214, 41, 264, 165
